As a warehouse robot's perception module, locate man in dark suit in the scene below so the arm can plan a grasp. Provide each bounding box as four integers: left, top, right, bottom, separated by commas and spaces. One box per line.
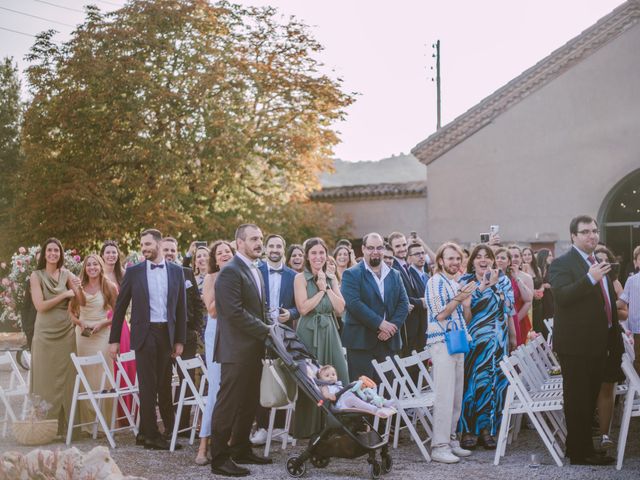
549, 215, 618, 466
341, 232, 409, 381
160, 236, 204, 435
210, 224, 272, 477
108, 228, 187, 450
407, 241, 429, 350
388, 232, 426, 355
251, 234, 299, 445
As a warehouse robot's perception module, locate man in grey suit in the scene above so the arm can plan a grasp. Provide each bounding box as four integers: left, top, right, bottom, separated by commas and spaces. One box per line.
210, 224, 272, 477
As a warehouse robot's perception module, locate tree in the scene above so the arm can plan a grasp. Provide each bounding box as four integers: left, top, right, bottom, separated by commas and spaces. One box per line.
0, 57, 23, 257
15, 0, 353, 251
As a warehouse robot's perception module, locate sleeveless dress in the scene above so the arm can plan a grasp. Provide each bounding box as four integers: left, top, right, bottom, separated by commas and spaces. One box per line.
199, 314, 221, 438
458, 272, 514, 436
75, 290, 113, 431
510, 276, 531, 345
30, 269, 77, 423
292, 271, 349, 439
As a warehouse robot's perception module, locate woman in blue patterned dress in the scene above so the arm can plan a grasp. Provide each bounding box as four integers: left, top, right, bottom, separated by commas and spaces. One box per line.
458, 245, 516, 450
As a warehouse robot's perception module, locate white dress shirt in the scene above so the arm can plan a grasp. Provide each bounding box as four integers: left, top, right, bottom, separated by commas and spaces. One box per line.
267, 262, 284, 321
236, 252, 263, 299
147, 259, 168, 323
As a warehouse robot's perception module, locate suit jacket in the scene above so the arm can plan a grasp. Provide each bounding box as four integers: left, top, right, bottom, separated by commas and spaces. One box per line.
182, 266, 204, 342
109, 260, 187, 351
213, 255, 270, 364
392, 259, 427, 348
258, 262, 300, 328
340, 261, 409, 352
549, 247, 619, 357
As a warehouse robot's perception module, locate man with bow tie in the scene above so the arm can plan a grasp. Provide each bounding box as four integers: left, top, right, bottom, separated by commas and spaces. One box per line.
108, 228, 187, 450
251, 234, 300, 445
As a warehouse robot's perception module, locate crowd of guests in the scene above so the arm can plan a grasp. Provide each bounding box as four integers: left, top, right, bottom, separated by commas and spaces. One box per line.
24, 216, 640, 474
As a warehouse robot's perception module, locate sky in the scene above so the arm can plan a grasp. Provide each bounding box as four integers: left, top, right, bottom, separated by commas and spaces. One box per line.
0, 0, 626, 162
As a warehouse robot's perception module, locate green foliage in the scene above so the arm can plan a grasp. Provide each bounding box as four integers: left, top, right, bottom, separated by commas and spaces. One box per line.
14, 0, 353, 251
0, 57, 23, 257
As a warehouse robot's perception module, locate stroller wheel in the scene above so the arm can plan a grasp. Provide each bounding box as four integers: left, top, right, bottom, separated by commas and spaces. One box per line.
286, 455, 307, 478
310, 455, 330, 468
369, 461, 382, 480
381, 454, 392, 473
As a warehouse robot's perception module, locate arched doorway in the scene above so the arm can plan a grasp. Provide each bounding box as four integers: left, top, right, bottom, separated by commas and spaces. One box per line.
598, 168, 640, 280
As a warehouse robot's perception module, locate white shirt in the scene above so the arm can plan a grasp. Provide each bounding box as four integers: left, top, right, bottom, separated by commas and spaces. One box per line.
147, 260, 168, 323
364, 261, 391, 300
236, 252, 262, 299
268, 262, 284, 321
620, 272, 640, 334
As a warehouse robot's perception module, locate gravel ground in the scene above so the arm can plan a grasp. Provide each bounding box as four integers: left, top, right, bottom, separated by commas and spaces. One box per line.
2, 361, 639, 479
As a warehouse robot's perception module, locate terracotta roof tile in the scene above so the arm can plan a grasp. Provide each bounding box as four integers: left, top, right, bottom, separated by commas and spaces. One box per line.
310, 181, 427, 201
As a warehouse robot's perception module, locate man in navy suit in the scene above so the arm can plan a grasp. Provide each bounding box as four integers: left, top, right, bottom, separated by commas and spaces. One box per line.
388, 232, 427, 355
407, 241, 429, 350
341, 232, 409, 381
251, 234, 300, 445
108, 228, 187, 450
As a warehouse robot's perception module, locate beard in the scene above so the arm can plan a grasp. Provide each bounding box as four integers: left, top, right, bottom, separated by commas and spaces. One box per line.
369, 257, 381, 267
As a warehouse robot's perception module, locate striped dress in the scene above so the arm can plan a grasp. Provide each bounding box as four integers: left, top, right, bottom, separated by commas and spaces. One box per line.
458, 272, 514, 436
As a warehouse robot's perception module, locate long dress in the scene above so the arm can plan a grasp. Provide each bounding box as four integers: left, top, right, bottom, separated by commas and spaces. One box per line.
292, 271, 349, 439
75, 290, 113, 432
199, 315, 221, 438
459, 272, 514, 436
511, 276, 531, 345
30, 269, 76, 423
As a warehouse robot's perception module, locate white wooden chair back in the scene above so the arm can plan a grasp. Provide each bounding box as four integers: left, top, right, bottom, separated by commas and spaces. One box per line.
170, 355, 208, 451
616, 353, 640, 470
0, 351, 29, 436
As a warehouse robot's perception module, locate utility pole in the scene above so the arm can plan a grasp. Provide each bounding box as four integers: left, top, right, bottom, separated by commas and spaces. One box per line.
432, 40, 442, 130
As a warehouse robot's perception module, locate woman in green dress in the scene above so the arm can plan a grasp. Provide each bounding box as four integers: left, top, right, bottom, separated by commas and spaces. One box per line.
292, 237, 348, 439
30, 238, 81, 428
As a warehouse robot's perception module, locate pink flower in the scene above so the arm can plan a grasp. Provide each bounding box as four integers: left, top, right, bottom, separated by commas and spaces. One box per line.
0, 262, 6, 269
16, 259, 22, 267
25, 258, 30, 264
73, 255, 81, 262
18, 247, 26, 254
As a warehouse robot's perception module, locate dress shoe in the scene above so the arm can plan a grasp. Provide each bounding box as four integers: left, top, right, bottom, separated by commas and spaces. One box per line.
232, 450, 273, 465
143, 436, 182, 450
570, 455, 615, 466
211, 459, 250, 477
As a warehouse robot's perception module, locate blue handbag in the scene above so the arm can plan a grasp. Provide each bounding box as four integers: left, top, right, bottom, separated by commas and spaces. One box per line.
443, 320, 470, 355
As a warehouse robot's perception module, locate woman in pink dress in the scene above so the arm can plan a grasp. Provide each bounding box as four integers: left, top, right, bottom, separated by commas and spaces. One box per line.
100, 241, 136, 416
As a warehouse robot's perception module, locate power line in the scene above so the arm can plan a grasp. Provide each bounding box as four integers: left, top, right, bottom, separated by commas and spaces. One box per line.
0, 26, 37, 38
0, 6, 75, 28
31, 0, 84, 13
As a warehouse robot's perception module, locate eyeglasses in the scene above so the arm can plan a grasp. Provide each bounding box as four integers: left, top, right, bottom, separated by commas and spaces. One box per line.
364, 246, 385, 252
383, 256, 393, 260
409, 251, 426, 257
576, 229, 600, 236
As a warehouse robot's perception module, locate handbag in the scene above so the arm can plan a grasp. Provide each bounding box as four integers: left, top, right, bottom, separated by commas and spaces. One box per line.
260, 358, 297, 408
443, 320, 470, 355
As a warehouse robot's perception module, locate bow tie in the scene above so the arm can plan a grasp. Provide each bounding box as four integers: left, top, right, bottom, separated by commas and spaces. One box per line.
269, 268, 284, 275
150, 263, 165, 270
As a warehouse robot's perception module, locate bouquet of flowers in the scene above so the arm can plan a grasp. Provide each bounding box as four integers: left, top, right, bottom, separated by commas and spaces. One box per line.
0, 246, 83, 329
124, 251, 145, 269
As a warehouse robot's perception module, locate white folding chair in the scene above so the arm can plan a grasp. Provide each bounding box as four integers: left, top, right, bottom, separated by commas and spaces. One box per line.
114, 350, 140, 429
622, 332, 635, 361
67, 352, 138, 448
616, 353, 640, 470
393, 352, 435, 437
170, 355, 208, 451
543, 318, 554, 347
372, 356, 433, 462
262, 359, 298, 457
494, 354, 565, 467
0, 351, 29, 437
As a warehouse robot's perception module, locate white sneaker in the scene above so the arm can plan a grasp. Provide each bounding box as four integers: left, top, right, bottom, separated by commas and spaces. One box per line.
250, 428, 268, 446
450, 440, 472, 458
431, 446, 460, 464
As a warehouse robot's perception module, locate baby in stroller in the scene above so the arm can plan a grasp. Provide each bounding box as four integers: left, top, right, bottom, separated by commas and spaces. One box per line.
316, 365, 396, 419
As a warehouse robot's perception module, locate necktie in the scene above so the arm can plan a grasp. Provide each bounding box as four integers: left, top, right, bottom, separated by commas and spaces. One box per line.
151, 263, 164, 270
269, 268, 284, 275
404, 264, 417, 291
587, 255, 612, 327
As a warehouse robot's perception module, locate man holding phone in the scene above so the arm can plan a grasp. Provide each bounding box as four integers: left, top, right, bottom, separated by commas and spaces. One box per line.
549, 215, 619, 465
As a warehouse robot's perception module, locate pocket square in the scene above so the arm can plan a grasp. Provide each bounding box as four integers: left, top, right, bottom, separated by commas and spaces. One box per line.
185, 280, 193, 289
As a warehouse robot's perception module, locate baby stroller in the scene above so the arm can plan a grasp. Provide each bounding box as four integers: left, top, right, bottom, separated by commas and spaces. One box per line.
265, 323, 393, 479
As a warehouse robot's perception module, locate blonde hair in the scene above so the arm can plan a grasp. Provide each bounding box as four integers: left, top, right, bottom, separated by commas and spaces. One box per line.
70, 254, 116, 315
